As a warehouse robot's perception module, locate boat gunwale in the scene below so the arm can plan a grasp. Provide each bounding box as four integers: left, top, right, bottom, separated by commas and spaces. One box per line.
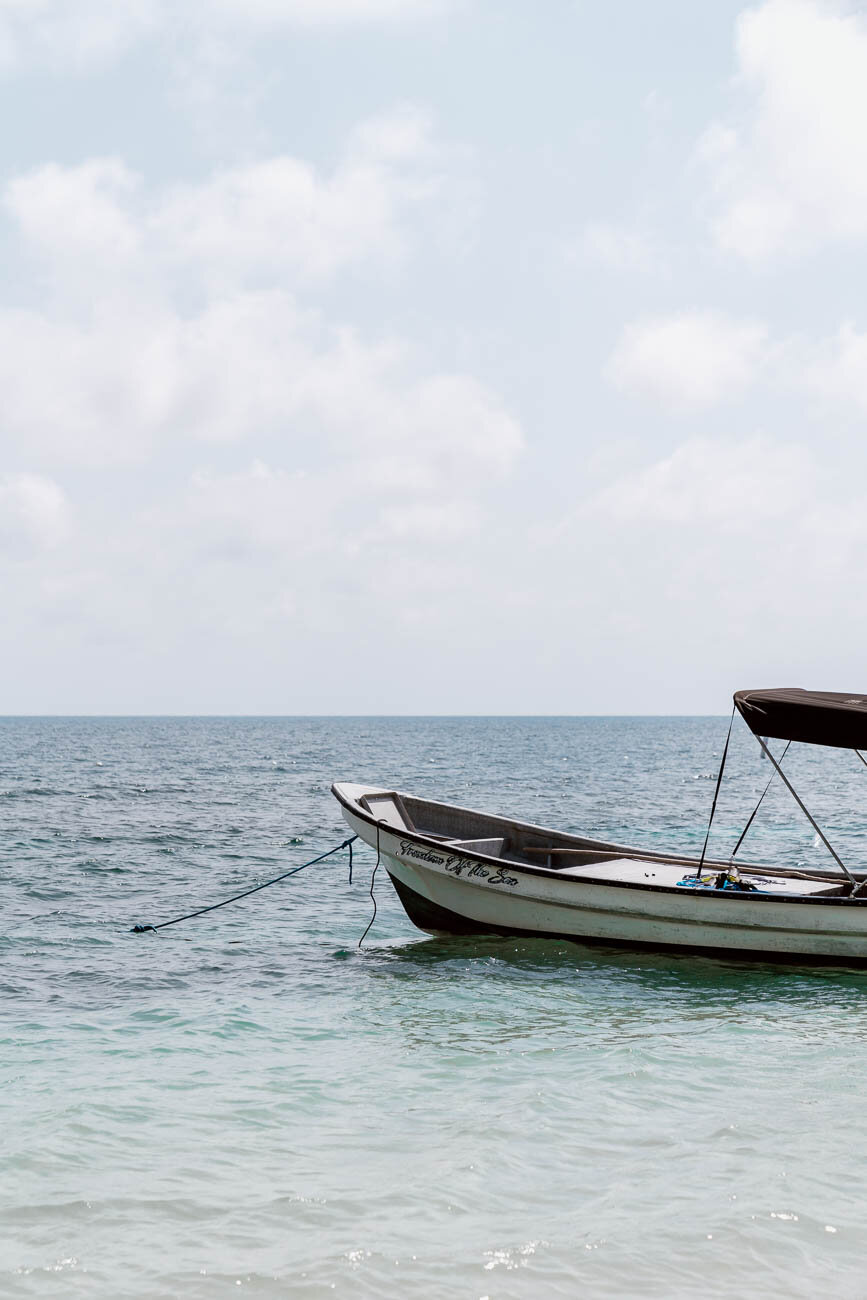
331, 782, 867, 908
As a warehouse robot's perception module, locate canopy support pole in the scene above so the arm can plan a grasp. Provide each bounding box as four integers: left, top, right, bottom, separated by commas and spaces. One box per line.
753, 734, 857, 889
697, 707, 735, 874
730, 740, 790, 863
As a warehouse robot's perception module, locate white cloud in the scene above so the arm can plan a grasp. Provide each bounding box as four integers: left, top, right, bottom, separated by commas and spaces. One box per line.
575, 222, 661, 274
183, 460, 479, 563
0, 303, 186, 459
0, 112, 520, 705
804, 322, 867, 414
184, 460, 328, 556
0, 0, 453, 71
5, 158, 141, 270
4, 109, 442, 290
0, 112, 521, 675
700, 0, 867, 260
606, 311, 769, 408
0, 0, 155, 71
0, 112, 515, 487
579, 435, 814, 528
154, 107, 440, 284
0, 292, 523, 484
371, 499, 478, 542
0, 473, 70, 555
532, 432, 867, 688
211, 0, 452, 26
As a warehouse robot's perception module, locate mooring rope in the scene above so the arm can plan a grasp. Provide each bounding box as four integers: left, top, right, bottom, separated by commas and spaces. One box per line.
130, 836, 357, 933
356, 821, 381, 949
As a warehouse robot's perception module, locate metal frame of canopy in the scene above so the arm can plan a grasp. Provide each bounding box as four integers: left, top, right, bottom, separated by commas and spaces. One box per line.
696, 689, 867, 894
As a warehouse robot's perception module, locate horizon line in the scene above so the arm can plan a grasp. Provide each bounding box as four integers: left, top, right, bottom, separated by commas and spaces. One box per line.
0, 712, 732, 719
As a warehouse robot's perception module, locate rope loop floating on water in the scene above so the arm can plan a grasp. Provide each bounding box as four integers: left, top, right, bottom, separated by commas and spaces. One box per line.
130, 835, 357, 934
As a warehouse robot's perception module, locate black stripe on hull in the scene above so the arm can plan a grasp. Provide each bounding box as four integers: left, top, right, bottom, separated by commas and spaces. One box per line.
385, 872, 867, 968
388, 872, 508, 936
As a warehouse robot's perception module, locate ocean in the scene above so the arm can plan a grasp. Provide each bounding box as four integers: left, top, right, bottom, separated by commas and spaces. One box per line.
3, 715, 867, 1299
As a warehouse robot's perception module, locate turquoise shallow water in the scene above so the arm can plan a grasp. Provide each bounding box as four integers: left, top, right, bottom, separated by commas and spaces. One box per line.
4, 716, 867, 1299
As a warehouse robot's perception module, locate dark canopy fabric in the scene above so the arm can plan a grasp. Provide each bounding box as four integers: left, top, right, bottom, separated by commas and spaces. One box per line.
734, 688, 867, 749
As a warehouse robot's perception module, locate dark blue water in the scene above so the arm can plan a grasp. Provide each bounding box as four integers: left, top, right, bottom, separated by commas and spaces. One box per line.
3, 717, 867, 1298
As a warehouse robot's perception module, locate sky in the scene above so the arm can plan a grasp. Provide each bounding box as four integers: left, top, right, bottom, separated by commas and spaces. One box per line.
2, 0, 867, 714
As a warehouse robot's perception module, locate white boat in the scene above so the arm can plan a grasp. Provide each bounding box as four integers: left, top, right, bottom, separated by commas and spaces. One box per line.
333, 689, 867, 964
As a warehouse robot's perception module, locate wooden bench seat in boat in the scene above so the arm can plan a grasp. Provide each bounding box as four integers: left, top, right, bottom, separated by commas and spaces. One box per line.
445, 838, 506, 857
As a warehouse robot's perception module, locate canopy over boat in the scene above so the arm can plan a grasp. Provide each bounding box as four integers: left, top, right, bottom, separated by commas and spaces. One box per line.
734, 688, 867, 750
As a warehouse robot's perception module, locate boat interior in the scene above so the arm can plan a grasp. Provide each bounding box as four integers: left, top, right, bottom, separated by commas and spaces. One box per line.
351, 787, 851, 897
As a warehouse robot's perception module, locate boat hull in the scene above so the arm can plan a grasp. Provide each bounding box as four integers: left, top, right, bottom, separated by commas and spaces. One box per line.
384, 869, 867, 963
333, 785, 867, 964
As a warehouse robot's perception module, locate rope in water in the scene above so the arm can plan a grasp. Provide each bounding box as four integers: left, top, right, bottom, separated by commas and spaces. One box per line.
356, 821, 381, 950
130, 836, 357, 933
